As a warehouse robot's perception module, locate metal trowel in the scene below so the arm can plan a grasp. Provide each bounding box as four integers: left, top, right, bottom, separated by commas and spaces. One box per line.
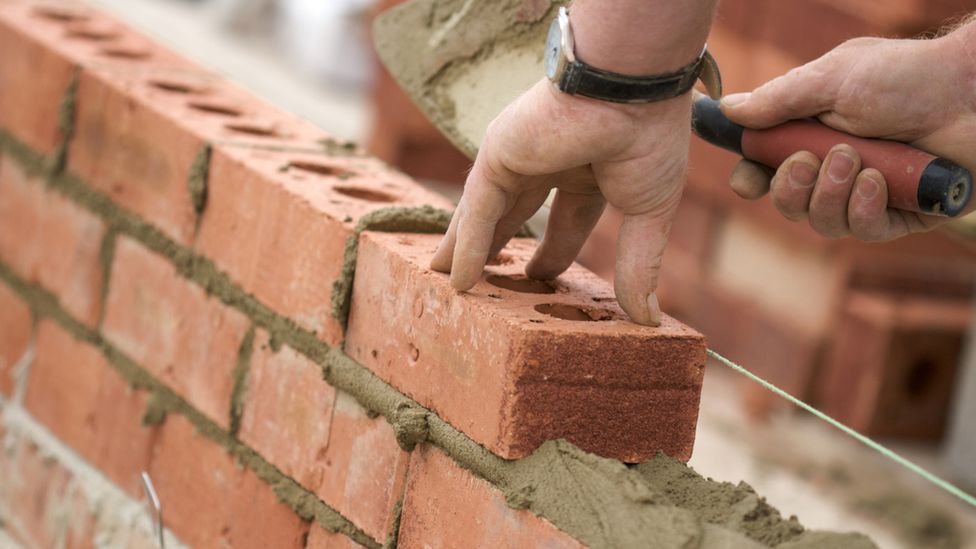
374, 0, 972, 217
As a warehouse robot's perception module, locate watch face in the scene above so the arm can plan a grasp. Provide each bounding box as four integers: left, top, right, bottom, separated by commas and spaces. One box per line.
545, 17, 561, 81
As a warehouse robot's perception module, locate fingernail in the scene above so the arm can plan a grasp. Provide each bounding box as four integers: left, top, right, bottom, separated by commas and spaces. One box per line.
857, 177, 879, 199
646, 293, 662, 327
789, 162, 817, 188
827, 152, 854, 183
721, 92, 750, 107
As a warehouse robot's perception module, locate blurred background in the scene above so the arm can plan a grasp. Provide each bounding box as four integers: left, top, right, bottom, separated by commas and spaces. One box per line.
85, 0, 976, 546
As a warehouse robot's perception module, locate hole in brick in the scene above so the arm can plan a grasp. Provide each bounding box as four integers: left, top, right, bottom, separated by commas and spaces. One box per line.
149, 79, 201, 94
905, 357, 937, 398
592, 296, 616, 303
486, 275, 555, 294
289, 161, 353, 178
99, 46, 150, 60
188, 101, 242, 117
534, 303, 614, 322
65, 26, 117, 41
33, 5, 90, 21
333, 186, 397, 203
408, 344, 420, 363
225, 122, 277, 137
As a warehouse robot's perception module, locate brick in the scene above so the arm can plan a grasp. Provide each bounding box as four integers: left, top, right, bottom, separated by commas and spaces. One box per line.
316, 391, 409, 542
0, 281, 31, 396
102, 236, 250, 428
820, 291, 971, 438
0, 156, 106, 326
23, 319, 157, 496
239, 337, 408, 542
306, 525, 368, 549
0, 426, 95, 549
149, 414, 309, 549
397, 444, 583, 549
346, 233, 707, 462
0, 0, 190, 154
238, 331, 337, 488
60, 42, 329, 245
195, 145, 452, 344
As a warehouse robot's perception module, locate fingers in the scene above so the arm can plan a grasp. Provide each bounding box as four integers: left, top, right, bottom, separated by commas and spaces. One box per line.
807, 144, 861, 238
430, 155, 514, 290
526, 189, 606, 280
613, 207, 677, 327
430, 203, 462, 273
729, 159, 773, 200
768, 151, 820, 221
847, 169, 916, 242
485, 186, 550, 261
720, 57, 842, 129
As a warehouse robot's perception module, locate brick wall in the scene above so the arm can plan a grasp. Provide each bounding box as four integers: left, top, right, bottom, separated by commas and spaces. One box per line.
0, 2, 873, 548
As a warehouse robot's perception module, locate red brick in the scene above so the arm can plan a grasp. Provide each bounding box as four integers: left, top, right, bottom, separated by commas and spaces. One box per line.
820, 291, 971, 438
0, 1, 190, 154
239, 335, 408, 541
148, 414, 309, 549
238, 331, 337, 488
316, 391, 409, 541
0, 156, 106, 326
102, 236, 250, 428
195, 145, 452, 344
0, 281, 31, 396
0, 425, 95, 549
306, 525, 368, 549
23, 319, 157, 496
397, 444, 583, 549
346, 233, 707, 462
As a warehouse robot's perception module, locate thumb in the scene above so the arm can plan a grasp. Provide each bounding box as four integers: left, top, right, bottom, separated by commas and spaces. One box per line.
720, 57, 843, 129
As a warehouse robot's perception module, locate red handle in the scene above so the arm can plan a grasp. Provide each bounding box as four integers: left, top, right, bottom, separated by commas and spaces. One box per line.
741, 120, 933, 212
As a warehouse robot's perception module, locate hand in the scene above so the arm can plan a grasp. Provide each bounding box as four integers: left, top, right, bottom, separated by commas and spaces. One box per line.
430, 80, 694, 326
721, 30, 976, 241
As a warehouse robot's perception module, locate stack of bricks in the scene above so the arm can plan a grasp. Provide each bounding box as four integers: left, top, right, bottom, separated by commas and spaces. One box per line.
0, 1, 715, 547
580, 0, 976, 433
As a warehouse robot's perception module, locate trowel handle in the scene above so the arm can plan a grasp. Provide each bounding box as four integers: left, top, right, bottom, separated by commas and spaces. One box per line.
691, 95, 973, 217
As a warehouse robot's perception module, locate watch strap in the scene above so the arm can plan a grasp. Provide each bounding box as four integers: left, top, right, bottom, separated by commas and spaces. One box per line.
560, 49, 723, 104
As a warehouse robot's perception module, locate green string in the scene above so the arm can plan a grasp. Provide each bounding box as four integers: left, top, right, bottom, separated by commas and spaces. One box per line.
706, 349, 976, 508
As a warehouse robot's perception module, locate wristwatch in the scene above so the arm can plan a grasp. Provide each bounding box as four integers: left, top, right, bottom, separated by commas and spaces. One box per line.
544, 6, 722, 103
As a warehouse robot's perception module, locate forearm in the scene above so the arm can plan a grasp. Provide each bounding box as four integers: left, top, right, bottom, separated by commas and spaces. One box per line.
569, 0, 718, 75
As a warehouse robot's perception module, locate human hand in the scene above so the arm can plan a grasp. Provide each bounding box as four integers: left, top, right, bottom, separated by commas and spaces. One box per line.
721, 29, 976, 241
430, 79, 694, 326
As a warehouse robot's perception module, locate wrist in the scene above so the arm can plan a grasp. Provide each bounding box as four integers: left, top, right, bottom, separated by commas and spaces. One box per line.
568, 0, 716, 76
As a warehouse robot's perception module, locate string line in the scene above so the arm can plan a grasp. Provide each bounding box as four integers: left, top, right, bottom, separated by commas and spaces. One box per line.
706, 348, 976, 508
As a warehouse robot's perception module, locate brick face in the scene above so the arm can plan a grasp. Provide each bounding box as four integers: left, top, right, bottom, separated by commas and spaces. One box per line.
239, 336, 408, 542
347, 233, 706, 462
149, 414, 309, 549
0, 281, 31, 396
23, 320, 157, 497
0, 156, 106, 326
102, 236, 250, 428
397, 444, 584, 549
239, 331, 337, 488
